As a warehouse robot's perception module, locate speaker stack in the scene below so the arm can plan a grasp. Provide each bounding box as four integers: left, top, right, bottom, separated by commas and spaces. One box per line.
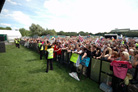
0, 36, 6, 53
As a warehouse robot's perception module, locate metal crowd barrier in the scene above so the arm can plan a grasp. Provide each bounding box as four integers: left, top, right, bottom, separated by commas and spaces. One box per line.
90, 58, 101, 83
99, 60, 113, 84
20, 40, 113, 84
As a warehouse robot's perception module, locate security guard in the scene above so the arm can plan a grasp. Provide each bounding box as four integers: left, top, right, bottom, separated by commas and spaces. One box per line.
38, 41, 44, 60
15, 38, 20, 48
46, 45, 54, 73
17, 38, 20, 48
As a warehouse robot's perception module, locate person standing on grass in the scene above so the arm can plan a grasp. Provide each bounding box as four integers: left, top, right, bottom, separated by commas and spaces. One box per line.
15, 38, 20, 48
38, 41, 44, 60
46, 45, 54, 73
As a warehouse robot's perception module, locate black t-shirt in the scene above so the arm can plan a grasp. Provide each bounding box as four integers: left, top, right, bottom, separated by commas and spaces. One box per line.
92, 50, 96, 57
84, 48, 91, 57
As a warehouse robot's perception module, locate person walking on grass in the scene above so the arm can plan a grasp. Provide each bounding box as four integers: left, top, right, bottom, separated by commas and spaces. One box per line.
46, 45, 54, 73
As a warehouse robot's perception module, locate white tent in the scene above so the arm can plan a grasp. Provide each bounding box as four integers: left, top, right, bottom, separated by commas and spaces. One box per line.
0, 30, 22, 42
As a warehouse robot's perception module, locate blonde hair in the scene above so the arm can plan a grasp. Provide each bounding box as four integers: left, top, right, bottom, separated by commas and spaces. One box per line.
129, 49, 134, 52
122, 51, 129, 61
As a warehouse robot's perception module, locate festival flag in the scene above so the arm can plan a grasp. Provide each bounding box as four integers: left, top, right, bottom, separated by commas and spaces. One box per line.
95, 38, 99, 43
79, 34, 84, 42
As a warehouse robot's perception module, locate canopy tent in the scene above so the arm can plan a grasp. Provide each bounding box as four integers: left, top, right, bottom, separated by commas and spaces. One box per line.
0, 30, 21, 42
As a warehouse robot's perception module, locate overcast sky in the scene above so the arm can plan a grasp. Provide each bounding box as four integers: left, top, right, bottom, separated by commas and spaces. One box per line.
0, 0, 138, 33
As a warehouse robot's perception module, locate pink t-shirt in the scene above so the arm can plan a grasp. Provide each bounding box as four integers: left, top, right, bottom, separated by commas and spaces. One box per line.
110, 60, 132, 79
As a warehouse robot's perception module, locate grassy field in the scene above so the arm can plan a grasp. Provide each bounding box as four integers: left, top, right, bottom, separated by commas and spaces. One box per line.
0, 44, 101, 92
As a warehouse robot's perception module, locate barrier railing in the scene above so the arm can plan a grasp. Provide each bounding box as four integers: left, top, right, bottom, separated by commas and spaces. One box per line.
99, 60, 113, 84
90, 58, 101, 83
20, 40, 113, 84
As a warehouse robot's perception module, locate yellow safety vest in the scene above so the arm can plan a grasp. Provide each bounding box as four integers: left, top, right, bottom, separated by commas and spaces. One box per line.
136, 43, 138, 47
18, 39, 20, 42
15, 40, 19, 44
47, 48, 54, 59
38, 43, 41, 48
38, 43, 44, 51
122, 41, 124, 44
40, 45, 44, 51
45, 45, 54, 51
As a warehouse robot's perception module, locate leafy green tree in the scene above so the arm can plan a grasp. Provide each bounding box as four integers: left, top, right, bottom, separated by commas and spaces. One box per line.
57, 31, 65, 35
19, 28, 26, 36
41, 29, 57, 36
19, 28, 31, 36
78, 31, 85, 36
29, 23, 45, 36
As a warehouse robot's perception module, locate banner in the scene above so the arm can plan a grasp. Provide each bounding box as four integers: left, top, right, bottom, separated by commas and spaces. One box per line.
70, 53, 79, 63
80, 56, 90, 67
79, 34, 84, 42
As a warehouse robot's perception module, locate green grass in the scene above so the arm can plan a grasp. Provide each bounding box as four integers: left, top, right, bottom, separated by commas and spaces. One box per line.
0, 45, 101, 92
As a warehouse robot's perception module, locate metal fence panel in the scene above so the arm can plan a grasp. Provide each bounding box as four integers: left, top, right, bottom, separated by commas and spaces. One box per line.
90, 58, 101, 82
100, 61, 113, 84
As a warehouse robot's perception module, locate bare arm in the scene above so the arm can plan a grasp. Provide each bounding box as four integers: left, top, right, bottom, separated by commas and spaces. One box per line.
82, 52, 87, 60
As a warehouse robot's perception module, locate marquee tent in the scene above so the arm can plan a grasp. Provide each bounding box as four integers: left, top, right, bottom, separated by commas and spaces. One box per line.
0, 30, 21, 42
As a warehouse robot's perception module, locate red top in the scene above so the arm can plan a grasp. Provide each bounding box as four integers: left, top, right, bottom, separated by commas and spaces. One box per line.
54, 45, 61, 57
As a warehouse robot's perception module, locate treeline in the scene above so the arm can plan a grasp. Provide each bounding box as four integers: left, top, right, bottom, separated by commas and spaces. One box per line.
0, 27, 12, 30
20, 23, 93, 36
57, 31, 93, 36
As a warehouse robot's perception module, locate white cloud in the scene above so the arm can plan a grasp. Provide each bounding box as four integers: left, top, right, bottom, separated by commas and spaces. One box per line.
2, 9, 9, 13
44, 0, 73, 16
0, 23, 11, 27
7, 0, 21, 5
2, 0, 138, 33
10, 11, 32, 27
43, 0, 138, 33
26, 0, 31, 2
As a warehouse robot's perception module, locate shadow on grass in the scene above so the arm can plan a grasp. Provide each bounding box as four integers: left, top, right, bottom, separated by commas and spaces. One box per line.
29, 60, 47, 74
25, 59, 38, 62
29, 68, 46, 74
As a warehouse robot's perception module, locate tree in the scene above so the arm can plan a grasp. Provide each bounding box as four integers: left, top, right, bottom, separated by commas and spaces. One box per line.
57, 31, 65, 35
19, 28, 26, 36
29, 23, 45, 36
78, 31, 85, 36
41, 29, 57, 36
19, 28, 31, 36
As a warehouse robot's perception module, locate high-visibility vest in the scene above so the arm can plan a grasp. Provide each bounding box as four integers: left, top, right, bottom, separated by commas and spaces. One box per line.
47, 48, 54, 59
38, 43, 44, 51
38, 43, 42, 48
18, 39, 20, 42
122, 41, 124, 44
15, 40, 19, 44
136, 43, 138, 47
40, 45, 44, 51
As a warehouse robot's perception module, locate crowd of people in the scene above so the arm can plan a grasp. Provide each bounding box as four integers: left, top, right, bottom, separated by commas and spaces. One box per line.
21, 36, 138, 92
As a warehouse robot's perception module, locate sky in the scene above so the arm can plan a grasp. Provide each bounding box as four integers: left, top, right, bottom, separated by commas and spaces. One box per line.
0, 0, 138, 34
